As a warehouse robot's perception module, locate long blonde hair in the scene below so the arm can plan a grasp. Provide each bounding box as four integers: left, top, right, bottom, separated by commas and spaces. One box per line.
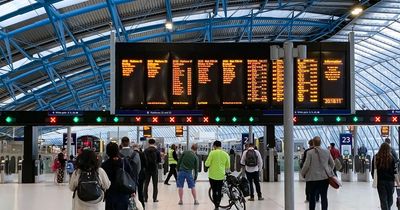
376, 143, 392, 170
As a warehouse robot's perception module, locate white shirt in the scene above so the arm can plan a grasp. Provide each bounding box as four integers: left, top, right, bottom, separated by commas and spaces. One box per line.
240, 148, 263, 173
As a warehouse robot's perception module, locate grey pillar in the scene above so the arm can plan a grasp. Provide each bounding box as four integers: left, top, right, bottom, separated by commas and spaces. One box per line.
186, 126, 190, 151
249, 126, 254, 144
136, 126, 140, 143
67, 127, 72, 157
283, 41, 295, 210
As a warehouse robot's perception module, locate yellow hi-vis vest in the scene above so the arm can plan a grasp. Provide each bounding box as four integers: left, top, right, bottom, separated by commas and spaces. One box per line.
168, 149, 177, 165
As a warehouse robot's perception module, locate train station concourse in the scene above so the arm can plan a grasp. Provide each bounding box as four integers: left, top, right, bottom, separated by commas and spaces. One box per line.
1, 0, 400, 210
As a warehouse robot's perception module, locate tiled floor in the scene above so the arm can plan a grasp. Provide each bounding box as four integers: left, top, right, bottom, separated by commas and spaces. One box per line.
0, 179, 389, 210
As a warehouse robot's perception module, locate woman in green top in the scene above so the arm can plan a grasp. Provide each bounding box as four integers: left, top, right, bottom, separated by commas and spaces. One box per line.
205, 141, 230, 210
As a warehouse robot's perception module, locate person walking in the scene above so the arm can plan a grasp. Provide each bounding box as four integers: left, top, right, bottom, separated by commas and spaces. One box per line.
205, 140, 230, 210
240, 143, 264, 201
133, 143, 146, 209
119, 136, 141, 184
143, 138, 161, 203
301, 136, 335, 210
372, 143, 400, 210
177, 144, 199, 205
102, 142, 135, 210
329, 143, 341, 176
69, 149, 110, 210
164, 144, 178, 185
55, 152, 66, 184
301, 139, 319, 202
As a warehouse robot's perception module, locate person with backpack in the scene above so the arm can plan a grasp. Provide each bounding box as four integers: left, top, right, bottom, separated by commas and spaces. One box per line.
119, 136, 141, 185
102, 142, 136, 210
67, 155, 76, 179
143, 138, 161, 203
164, 144, 178, 185
69, 149, 110, 210
240, 143, 264, 201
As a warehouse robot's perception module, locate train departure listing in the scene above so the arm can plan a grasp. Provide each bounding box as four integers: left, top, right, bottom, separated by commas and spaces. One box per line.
122, 59, 142, 77
272, 60, 284, 104
148, 60, 168, 78
296, 58, 319, 107
247, 60, 268, 104
222, 60, 244, 105
172, 60, 192, 105
147, 59, 169, 105
197, 60, 219, 105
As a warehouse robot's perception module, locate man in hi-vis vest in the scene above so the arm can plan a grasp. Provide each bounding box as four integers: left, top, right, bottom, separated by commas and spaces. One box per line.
164, 144, 178, 185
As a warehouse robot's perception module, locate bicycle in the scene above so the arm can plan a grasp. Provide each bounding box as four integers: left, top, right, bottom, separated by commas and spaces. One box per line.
208, 172, 246, 210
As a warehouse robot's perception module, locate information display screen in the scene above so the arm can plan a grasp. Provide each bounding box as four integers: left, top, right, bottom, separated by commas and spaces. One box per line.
146, 59, 169, 106
115, 43, 350, 114
272, 60, 284, 106
295, 51, 319, 108
172, 60, 192, 106
120, 59, 145, 107
321, 51, 346, 108
222, 60, 244, 105
247, 60, 268, 105
197, 60, 220, 105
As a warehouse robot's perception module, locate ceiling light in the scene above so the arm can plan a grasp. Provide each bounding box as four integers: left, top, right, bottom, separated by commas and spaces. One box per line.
165, 21, 173, 30
351, 7, 363, 16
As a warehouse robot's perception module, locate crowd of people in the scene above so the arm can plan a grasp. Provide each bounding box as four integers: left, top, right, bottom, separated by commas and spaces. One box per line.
49, 135, 400, 210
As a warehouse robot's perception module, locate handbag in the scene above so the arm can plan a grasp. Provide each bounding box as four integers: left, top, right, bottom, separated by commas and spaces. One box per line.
115, 158, 136, 194
128, 195, 144, 210
315, 148, 341, 189
372, 157, 378, 188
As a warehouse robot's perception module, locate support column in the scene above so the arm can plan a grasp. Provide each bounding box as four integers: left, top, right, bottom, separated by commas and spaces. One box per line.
267, 125, 275, 182
249, 126, 254, 144
283, 41, 294, 210
67, 127, 72, 157
136, 126, 140, 143
186, 126, 190, 151
22, 126, 38, 183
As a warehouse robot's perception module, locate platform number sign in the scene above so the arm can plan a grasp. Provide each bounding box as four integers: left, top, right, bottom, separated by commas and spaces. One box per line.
339, 133, 352, 156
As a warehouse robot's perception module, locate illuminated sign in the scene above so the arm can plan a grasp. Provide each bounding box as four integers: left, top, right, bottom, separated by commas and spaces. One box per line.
381, 126, 389, 137
175, 126, 184, 137
143, 126, 152, 137
247, 59, 268, 105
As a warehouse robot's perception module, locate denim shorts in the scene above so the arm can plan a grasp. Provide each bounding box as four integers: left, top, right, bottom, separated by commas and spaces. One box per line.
177, 170, 195, 189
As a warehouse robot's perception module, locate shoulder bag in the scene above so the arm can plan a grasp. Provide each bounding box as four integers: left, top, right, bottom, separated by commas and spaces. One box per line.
316, 148, 341, 189
115, 158, 136, 194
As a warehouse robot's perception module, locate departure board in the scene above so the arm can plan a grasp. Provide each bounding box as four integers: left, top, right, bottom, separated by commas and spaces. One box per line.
115, 42, 351, 114
247, 60, 268, 105
272, 60, 284, 105
172, 60, 192, 105
197, 60, 220, 105
147, 59, 169, 106
296, 53, 319, 108
120, 59, 145, 107
321, 52, 346, 108
222, 60, 244, 105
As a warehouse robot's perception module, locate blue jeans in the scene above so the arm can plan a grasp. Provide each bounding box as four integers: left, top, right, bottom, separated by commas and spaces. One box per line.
377, 180, 394, 210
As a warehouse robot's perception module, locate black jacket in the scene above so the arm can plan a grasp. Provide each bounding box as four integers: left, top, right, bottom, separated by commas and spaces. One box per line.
372, 157, 397, 182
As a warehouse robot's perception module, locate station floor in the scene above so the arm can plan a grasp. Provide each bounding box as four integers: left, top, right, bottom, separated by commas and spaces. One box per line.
0, 179, 387, 210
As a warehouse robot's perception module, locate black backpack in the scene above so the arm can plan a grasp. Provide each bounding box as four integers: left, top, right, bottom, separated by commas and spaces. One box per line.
74, 170, 103, 202
145, 148, 158, 172
245, 149, 258, 167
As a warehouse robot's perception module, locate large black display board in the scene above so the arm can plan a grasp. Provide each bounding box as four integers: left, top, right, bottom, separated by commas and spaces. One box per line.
115, 43, 350, 113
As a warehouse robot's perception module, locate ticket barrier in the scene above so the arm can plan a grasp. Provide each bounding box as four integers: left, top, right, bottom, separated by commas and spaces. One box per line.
34, 159, 44, 183
264, 151, 280, 182
0, 160, 5, 183
17, 160, 22, 183
341, 156, 353, 182
355, 155, 371, 182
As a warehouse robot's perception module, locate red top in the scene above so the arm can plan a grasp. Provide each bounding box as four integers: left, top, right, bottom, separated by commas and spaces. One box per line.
330, 148, 341, 160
